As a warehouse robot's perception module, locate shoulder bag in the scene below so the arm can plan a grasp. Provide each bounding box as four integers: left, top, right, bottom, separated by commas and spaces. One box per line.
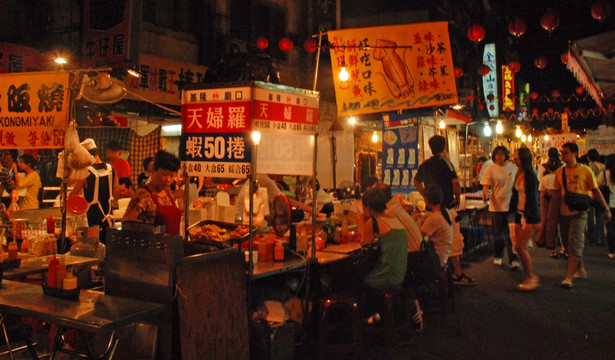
351, 217, 381, 277
562, 167, 592, 212
404, 235, 441, 287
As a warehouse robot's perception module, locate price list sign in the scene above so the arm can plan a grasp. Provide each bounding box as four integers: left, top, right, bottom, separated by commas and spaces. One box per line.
181, 86, 252, 178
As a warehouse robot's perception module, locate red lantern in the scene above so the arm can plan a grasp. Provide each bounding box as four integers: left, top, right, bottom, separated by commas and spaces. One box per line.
467, 24, 486, 43
508, 17, 527, 37
591, 0, 613, 21
576, 86, 585, 94
530, 92, 539, 100
486, 94, 495, 101
489, 105, 495, 111
547, 108, 554, 114
256, 36, 269, 50
564, 107, 570, 113
465, 94, 475, 102
535, 56, 548, 69
303, 39, 317, 53
541, 9, 560, 32
454, 67, 464, 78
551, 90, 561, 98
508, 61, 521, 73
478, 103, 485, 110
519, 108, 525, 114
561, 52, 569, 64
532, 108, 539, 115
478, 64, 491, 76
279, 37, 294, 52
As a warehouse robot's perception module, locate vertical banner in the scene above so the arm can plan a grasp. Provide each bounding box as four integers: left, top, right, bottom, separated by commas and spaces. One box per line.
328, 22, 458, 116
483, 43, 498, 118
501, 65, 515, 112
0, 71, 69, 149
82, 0, 133, 68
181, 86, 253, 178
382, 113, 419, 194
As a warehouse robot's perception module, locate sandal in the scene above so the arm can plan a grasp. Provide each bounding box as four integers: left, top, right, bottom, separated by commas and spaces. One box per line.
412, 299, 424, 333
561, 279, 573, 288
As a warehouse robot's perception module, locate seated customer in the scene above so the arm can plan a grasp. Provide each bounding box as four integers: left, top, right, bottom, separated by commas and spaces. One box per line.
117, 177, 135, 199
413, 184, 453, 268
374, 182, 422, 252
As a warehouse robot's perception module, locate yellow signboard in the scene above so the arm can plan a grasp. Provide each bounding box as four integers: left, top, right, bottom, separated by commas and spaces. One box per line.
0, 71, 69, 149
329, 22, 458, 116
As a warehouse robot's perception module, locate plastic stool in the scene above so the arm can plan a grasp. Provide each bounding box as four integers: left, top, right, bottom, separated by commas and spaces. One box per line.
317, 293, 363, 360
363, 286, 414, 347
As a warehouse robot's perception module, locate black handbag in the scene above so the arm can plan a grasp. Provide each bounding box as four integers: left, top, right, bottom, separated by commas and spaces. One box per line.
351, 217, 381, 277
562, 168, 591, 211
404, 237, 441, 287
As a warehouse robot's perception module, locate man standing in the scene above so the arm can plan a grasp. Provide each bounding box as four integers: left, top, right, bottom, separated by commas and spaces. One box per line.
413, 135, 460, 209
106, 140, 130, 179
71, 139, 119, 244
553, 142, 611, 288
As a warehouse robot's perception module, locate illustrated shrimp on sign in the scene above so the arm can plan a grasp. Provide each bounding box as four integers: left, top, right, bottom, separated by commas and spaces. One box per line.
373, 39, 414, 98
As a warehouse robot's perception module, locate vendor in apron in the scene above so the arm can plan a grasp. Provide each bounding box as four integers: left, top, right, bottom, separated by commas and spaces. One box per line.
71, 138, 119, 244
122, 150, 182, 235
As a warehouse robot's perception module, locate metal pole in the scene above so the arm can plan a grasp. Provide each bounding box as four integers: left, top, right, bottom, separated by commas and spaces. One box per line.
312, 32, 323, 91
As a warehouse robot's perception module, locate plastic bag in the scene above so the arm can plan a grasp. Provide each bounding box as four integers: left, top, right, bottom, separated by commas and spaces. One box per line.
59, 122, 95, 180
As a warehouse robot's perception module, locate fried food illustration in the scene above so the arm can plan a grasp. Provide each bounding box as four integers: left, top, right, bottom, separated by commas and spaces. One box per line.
373, 39, 414, 98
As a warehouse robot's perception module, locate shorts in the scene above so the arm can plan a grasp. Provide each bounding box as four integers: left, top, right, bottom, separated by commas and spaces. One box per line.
560, 211, 588, 258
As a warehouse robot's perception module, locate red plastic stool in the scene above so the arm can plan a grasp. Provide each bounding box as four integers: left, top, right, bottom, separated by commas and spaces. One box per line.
317, 293, 363, 360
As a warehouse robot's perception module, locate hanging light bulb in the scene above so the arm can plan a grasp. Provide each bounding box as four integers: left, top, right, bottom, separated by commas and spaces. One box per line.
544, 134, 549, 141
521, 134, 527, 142
483, 123, 492, 137
439, 119, 446, 129
516, 127, 522, 138
496, 121, 503, 134
371, 131, 378, 143
348, 117, 357, 126
54, 57, 67, 65
339, 64, 349, 81
528, 134, 533, 142
252, 131, 261, 145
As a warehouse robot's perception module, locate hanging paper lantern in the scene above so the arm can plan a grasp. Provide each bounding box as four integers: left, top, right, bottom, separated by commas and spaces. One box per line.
303, 39, 317, 53
465, 94, 475, 102
454, 67, 464, 78
486, 94, 495, 101
535, 56, 548, 69
530, 91, 539, 100
279, 37, 294, 52
478, 64, 491, 76
489, 105, 495, 111
467, 24, 486, 43
551, 90, 561, 98
532, 108, 539, 115
541, 9, 561, 32
564, 107, 570, 113
576, 86, 585, 94
547, 108, 554, 114
508, 17, 527, 37
508, 61, 521, 73
256, 36, 269, 50
519, 108, 525, 114
591, 0, 613, 21
561, 52, 569, 64
478, 103, 485, 110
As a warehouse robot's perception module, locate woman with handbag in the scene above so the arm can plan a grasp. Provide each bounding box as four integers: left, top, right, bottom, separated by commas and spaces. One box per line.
413, 184, 453, 269
511, 147, 542, 291
597, 154, 615, 259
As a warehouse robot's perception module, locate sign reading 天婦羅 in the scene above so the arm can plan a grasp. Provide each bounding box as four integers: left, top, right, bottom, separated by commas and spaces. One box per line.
328, 22, 458, 116
181, 82, 319, 178
0, 71, 68, 149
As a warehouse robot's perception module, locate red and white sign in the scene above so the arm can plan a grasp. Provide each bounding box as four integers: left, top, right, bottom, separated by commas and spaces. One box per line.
252, 87, 319, 134
82, 0, 132, 68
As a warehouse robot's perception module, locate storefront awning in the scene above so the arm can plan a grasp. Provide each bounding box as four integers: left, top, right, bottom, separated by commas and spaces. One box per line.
567, 31, 615, 109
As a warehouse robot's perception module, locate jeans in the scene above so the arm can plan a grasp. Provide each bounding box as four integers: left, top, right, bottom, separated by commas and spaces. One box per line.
491, 211, 519, 263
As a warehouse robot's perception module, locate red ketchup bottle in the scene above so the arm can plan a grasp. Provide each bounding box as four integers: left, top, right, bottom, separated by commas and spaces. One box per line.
47, 255, 60, 287
47, 215, 55, 234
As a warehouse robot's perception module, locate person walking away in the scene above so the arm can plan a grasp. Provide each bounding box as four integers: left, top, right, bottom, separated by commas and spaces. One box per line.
13, 154, 42, 210
597, 154, 615, 259
537, 158, 564, 257
480, 146, 520, 269
511, 148, 541, 291
553, 142, 611, 288
413, 135, 461, 209
587, 149, 605, 245
71, 139, 119, 244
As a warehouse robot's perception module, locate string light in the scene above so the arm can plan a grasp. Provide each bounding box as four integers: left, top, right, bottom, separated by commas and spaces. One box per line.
439, 119, 446, 129
528, 134, 533, 142
521, 134, 527, 142
348, 117, 356, 126
339, 63, 349, 81
544, 134, 549, 141
496, 121, 503, 134
483, 123, 492, 136
371, 131, 378, 143
252, 131, 261, 145
516, 127, 522, 138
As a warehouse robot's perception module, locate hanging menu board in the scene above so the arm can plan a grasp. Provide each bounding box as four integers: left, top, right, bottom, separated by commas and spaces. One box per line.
382, 113, 419, 194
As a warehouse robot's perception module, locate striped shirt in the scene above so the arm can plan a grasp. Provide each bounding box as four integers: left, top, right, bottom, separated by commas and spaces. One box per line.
0, 166, 16, 195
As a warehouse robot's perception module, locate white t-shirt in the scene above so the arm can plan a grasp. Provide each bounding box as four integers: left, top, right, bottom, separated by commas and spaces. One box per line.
480, 162, 518, 212
539, 173, 556, 191
597, 170, 615, 209
418, 210, 453, 267
478, 159, 493, 183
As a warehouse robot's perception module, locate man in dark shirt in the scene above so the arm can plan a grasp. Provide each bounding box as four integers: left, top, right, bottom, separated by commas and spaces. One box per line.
413, 135, 460, 209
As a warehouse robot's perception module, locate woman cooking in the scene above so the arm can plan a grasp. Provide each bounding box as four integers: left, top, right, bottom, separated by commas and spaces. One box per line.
122, 150, 182, 235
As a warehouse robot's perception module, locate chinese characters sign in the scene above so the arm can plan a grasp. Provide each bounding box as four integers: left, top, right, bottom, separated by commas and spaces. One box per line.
0, 43, 44, 73
501, 65, 515, 112
328, 22, 458, 116
82, 0, 132, 69
482, 43, 498, 118
0, 71, 68, 149
252, 85, 319, 135
124, 54, 207, 106
382, 113, 419, 194
181, 86, 252, 178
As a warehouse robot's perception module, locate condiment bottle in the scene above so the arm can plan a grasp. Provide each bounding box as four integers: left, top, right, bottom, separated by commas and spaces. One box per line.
46, 215, 55, 234
7, 241, 18, 260
266, 239, 275, 261
63, 273, 77, 290
21, 236, 28, 253
47, 255, 60, 287
274, 242, 285, 261
56, 262, 67, 289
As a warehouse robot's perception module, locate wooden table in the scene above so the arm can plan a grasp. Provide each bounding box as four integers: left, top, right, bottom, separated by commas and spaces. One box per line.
2, 254, 101, 280
0, 280, 164, 359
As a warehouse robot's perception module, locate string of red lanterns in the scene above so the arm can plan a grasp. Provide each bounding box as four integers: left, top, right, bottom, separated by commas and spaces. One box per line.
591, 0, 613, 21
540, 8, 561, 33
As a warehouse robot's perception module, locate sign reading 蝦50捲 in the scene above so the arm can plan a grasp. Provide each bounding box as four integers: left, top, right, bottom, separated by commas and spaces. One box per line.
0, 71, 68, 149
